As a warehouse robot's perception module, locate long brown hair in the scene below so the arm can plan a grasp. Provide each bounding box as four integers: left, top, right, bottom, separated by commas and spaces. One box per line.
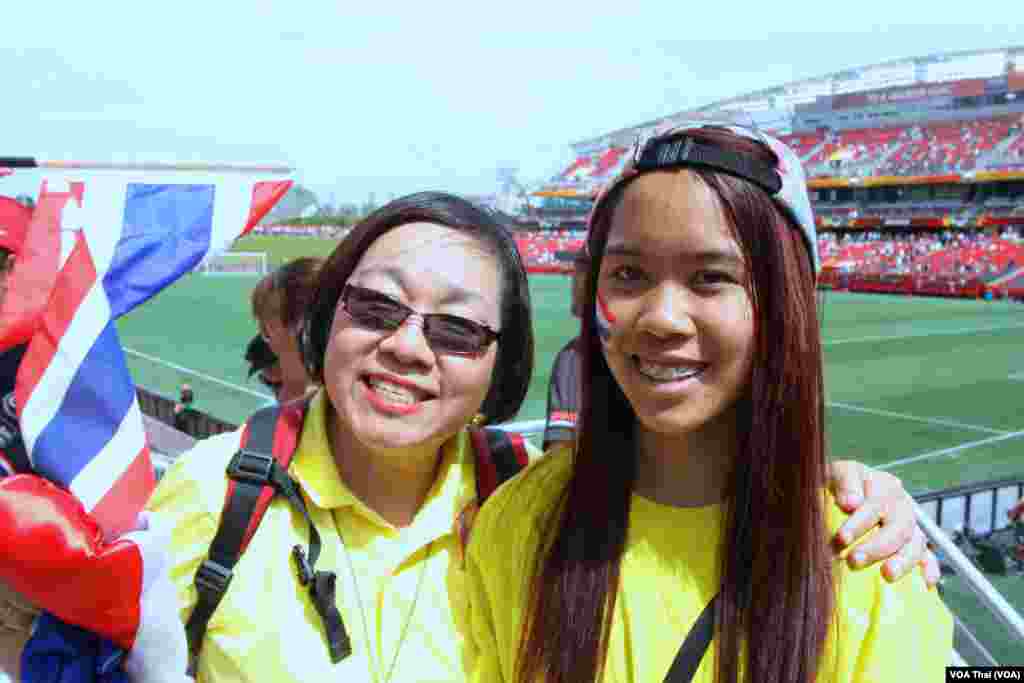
517, 128, 832, 683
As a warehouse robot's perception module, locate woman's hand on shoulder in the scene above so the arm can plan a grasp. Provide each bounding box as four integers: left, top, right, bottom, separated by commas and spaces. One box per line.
827, 460, 940, 589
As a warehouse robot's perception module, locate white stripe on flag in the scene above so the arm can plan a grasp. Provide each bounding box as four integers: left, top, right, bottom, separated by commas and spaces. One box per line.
76, 176, 130, 275
70, 397, 147, 513
20, 281, 111, 456
209, 179, 254, 251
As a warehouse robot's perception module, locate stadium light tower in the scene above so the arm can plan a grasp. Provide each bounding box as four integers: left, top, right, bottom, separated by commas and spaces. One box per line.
496, 163, 530, 217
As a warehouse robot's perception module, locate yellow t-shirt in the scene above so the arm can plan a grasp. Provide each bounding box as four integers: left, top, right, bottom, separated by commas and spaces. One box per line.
465, 448, 953, 682
148, 390, 537, 682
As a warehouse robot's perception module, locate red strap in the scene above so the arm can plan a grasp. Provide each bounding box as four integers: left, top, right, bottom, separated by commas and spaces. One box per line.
222, 400, 306, 555
469, 428, 498, 502
505, 431, 530, 467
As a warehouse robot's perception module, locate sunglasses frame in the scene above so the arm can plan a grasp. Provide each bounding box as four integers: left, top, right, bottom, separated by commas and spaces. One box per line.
339, 284, 501, 357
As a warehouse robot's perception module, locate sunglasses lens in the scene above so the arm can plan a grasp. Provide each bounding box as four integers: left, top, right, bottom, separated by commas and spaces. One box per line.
424, 316, 489, 355
344, 285, 494, 355
346, 287, 409, 329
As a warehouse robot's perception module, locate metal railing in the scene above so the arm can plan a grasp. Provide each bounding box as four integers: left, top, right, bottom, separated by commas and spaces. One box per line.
915, 501, 1024, 664
916, 477, 1024, 537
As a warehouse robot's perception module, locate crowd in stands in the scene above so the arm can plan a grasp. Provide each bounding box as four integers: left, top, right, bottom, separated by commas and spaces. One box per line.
817, 227, 1023, 277
513, 229, 586, 267
555, 115, 1024, 186
512, 226, 1024, 280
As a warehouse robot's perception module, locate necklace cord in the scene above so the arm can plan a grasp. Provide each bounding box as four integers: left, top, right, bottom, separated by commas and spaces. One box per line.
340, 530, 434, 683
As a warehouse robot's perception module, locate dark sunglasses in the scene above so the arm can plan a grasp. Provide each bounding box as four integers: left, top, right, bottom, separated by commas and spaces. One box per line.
339, 284, 501, 357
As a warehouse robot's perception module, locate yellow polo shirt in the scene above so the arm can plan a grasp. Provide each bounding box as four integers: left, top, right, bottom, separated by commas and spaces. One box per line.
148, 391, 536, 682
465, 448, 953, 682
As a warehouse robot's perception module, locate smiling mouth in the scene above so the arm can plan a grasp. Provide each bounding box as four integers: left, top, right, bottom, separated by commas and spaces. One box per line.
360, 375, 434, 415
366, 377, 420, 404
631, 355, 708, 383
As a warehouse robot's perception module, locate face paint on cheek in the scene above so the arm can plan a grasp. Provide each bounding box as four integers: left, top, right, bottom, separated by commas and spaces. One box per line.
595, 291, 618, 348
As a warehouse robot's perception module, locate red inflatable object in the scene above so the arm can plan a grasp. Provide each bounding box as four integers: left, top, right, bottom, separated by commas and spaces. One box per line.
0, 474, 142, 648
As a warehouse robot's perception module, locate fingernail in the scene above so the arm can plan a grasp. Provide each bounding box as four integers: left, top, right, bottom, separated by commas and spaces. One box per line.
851, 551, 866, 567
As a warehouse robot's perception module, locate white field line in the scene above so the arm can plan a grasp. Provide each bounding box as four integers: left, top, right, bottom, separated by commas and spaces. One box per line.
876, 429, 1024, 470
827, 401, 1008, 436
824, 321, 1024, 347
124, 347, 273, 400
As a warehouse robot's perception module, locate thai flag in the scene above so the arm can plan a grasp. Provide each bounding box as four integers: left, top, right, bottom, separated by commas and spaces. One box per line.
595, 291, 617, 346
0, 173, 291, 537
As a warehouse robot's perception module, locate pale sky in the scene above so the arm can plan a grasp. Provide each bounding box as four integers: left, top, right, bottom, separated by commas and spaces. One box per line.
2, 1, 1021, 204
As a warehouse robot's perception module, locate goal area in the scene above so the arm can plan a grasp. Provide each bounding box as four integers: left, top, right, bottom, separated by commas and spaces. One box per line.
197, 251, 269, 276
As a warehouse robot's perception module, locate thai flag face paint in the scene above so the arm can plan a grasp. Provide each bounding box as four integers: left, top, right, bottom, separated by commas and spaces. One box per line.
595, 291, 617, 347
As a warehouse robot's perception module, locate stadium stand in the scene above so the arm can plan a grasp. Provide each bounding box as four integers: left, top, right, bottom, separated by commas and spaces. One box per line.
530, 49, 1024, 303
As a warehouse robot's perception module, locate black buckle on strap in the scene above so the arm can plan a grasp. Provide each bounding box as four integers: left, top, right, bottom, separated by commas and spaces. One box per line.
227, 448, 276, 485
195, 559, 233, 597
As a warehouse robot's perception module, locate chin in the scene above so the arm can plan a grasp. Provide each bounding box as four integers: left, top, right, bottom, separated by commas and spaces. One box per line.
634, 400, 738, 440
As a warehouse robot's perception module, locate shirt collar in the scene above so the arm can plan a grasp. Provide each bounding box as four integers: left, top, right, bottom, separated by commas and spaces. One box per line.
290, 390, 478, 543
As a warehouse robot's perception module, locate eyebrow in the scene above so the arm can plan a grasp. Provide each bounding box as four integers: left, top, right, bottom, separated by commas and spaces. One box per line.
603, 244, 744, 266
354, 265, 493, 307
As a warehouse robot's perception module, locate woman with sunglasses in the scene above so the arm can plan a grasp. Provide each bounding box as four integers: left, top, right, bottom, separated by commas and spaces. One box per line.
147, 192, 935, 682
464, 127, 952, 683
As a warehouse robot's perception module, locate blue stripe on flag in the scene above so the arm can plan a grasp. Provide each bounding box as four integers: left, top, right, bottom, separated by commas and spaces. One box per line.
30, 322, 136, 486
104, 184, 215, 318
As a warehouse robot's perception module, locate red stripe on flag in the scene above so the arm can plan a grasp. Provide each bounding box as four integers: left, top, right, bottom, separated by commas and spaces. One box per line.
15, 233, 97, 415
0, 182, 69, 348
90, 444, 156, 545
244, 181, 293, 235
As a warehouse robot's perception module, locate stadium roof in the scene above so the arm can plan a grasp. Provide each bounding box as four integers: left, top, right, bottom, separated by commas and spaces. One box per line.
571, 45, 1024, 150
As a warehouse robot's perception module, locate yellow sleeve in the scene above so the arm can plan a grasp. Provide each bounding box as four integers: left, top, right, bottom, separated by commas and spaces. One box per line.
464, 450, 574, 683
145, 431, 240, 629
823, 496, 954, 681
848, 574, 952, 681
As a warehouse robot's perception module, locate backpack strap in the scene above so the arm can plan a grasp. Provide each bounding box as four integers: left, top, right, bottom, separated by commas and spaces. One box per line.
185, 398, 351, 674
456, 427, 530, 561
663, 593, 719, 683
469, 426, 529, 502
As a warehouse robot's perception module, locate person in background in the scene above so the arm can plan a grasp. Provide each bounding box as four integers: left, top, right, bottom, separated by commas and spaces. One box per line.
1009, 498, 1024, 562
542, 250, 587, 451
250, 256, 323, 403
0, 197, 32, 478
173, 383, 198, 433
0, 195, 188, 681
244, 333, 283, 402
0, 196, 35, 675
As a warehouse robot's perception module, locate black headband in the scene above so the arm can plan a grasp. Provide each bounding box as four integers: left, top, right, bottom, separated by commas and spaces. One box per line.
634, 134, 783, 196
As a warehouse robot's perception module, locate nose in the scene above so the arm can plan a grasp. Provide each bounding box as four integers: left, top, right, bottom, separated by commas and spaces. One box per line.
378, 313, 436, 367
634, 282, 697, 340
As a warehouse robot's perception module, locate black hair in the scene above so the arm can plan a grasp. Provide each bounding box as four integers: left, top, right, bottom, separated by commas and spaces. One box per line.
244, 334, 278, 377
300, 191, 534, 425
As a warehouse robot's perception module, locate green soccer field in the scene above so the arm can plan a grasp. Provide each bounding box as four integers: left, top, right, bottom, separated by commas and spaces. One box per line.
116, 252, 1024, 664
117, 270, 1024, 495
